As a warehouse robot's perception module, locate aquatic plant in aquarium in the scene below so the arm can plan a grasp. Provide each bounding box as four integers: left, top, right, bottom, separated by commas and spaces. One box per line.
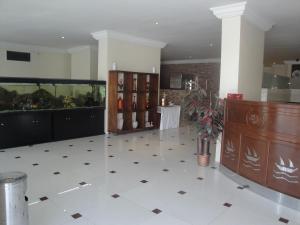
0, 78, 106, 112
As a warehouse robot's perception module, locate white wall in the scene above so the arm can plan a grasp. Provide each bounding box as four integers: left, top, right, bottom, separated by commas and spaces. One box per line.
0, 47, 70, 79
238, 17, 265, 100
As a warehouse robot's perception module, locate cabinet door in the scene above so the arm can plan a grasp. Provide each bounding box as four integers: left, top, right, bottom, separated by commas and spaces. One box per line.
80, 108, 104, 136
75, 109, 90, 137
0, 112, 52, 149
89, 108, 104, 135
53, 110, 78, 140
267, 141, 300, 198
15, 111, 52, 146
221, 126, 240, 172
238, 135, 268, 185
29, 112, 52, 144
0, 114, 17, 148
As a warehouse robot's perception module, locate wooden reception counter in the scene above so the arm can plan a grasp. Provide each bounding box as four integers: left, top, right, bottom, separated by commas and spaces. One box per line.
221, 100, 300, 198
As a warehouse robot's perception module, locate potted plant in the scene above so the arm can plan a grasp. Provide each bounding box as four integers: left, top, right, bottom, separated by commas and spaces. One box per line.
183, 88, 224, 166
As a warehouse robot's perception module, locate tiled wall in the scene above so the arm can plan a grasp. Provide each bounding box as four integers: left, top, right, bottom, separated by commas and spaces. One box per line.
160, 63, 220, 102
159, 63, 220, 123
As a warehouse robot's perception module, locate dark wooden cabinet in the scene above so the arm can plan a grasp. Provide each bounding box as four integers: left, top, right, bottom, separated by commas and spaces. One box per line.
0, 114, 20, 148
0, 107, 105, 149
17, 111, 52, 145
0, 111, 52, 149
221, 100, 300, 199
53, 109, 79, 140
53, 107, 105, 141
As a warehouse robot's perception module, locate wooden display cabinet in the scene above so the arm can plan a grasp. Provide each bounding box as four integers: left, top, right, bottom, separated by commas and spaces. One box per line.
108, 70, 159, 133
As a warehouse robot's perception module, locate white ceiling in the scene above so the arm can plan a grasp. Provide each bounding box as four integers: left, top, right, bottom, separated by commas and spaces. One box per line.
0, 0, 299, 64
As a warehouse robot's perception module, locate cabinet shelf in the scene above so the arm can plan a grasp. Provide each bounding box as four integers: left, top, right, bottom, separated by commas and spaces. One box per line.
108, 70, 159, 133
116, 126, 156, 134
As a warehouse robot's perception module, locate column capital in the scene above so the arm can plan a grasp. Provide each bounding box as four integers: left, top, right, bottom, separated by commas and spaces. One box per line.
210, 1, 273, 31
210, 2, 247, 19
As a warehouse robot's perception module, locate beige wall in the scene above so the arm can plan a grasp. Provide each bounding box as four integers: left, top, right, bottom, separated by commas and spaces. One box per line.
238, 17, 265, 100
98, 38, 161, 81
90, 47, 98, 80
70, 48, 91, 80
70, 46, 98, 80
0, 43, 99, 80
97, 37, 162, 132
0, 48, 70, 79
107, 38, 161, 75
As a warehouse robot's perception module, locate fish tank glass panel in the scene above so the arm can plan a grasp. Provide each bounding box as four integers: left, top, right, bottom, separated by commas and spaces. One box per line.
0, 77, 106, 112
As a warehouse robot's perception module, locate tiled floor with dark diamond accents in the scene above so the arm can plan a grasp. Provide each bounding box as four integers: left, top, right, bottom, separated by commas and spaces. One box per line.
0, 126, 299, 225
152, 208, 162, 214
39, 196, 48, 201
111, 194, 120, 199
79, 182, 87, 186
279, 217, 290, 224
223, 202, 232, 207
71, 213, 82, 219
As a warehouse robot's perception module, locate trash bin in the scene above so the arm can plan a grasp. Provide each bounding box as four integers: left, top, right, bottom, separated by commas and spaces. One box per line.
0, 172, 29, 225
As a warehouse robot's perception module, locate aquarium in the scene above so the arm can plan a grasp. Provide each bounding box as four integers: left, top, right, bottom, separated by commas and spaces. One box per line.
0, 77, 106, 112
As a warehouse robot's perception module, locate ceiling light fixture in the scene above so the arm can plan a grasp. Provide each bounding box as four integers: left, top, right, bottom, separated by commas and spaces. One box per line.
154, 21, 159, 25
209, 43, 213, 47
61, 36, 65, 39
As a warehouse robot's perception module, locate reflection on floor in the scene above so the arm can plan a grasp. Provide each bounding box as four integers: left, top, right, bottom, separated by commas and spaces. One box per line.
0, 126, 299, 225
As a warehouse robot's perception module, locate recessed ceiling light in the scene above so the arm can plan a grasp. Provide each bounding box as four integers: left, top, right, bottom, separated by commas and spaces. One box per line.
61, 36, 65, 39
154, 21, 159, 25
209, 43, 213, 47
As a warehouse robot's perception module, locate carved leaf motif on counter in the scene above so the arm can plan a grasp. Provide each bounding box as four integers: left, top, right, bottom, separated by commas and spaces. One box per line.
245, 110, 265, 128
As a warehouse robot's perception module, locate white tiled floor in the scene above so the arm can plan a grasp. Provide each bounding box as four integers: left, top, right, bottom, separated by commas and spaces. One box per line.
0, 126, 300, 225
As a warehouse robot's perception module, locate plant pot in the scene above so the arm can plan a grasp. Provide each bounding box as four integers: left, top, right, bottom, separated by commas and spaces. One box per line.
197, 154, 210, 167
196, 136, 211, 167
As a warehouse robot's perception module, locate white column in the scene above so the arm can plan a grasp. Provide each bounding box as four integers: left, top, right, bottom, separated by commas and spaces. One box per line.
210, 2, 273, 162
211, 1, 273, 100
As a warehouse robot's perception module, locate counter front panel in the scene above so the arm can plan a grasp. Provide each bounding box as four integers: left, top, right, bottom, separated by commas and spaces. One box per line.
221, 100, 300, 198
